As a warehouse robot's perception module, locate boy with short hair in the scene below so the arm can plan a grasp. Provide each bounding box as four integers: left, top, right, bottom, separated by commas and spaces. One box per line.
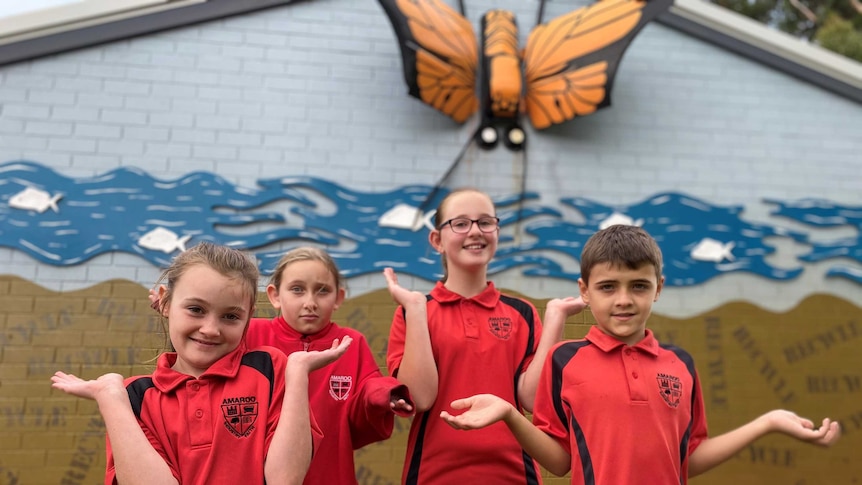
440, 225, 841, 484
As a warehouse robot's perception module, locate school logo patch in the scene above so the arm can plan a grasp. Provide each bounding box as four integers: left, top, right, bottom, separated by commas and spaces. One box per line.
488, 317, 513, 340
221, 396, 258, 437
329, 375, 352, 401
656, 373, 683, 408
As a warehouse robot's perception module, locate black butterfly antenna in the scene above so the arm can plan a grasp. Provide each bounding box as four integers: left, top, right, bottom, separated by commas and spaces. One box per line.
536, 0, 547, 25
458, 0, 466, 16
413, 125, 480, 228
510, 140, 529, 246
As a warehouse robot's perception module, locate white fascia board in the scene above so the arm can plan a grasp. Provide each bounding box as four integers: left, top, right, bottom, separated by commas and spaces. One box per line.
671, 0, 862, 89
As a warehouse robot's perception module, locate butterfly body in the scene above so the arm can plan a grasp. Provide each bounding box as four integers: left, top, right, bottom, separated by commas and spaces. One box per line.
479, 10, 525, 149
378, 0, 673, 149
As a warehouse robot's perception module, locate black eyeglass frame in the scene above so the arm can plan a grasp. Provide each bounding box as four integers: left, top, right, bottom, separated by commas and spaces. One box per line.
437, 217, 500, 234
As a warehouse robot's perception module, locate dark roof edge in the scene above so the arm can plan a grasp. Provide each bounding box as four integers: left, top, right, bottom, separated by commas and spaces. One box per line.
0, 0, 302, 67
659, 0, 862, 104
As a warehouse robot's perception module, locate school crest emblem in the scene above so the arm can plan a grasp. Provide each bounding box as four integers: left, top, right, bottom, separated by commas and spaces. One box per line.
488, 317, 513, 339
330, 375, 353, 401
656, 373, 682, 408
221, 396, 258, 437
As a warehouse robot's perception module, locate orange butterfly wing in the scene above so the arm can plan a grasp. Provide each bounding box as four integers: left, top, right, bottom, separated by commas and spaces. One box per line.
378, 0, 479, 123
523, 0, 672, 129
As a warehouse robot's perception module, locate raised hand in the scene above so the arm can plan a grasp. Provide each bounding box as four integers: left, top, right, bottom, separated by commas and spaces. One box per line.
288, 336, 353, 373
51, 371, 127, 401
545, 295, 587, 317
148, 285, 166, 312
440, 394, 513, 431
764, 410, 842, 447
383, 268, 426, 307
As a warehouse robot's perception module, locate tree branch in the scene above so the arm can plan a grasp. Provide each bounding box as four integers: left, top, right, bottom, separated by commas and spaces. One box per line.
787, 0, 819, 23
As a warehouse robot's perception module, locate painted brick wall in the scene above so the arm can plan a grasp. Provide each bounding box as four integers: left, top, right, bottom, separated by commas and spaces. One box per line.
1, 0, 861, 483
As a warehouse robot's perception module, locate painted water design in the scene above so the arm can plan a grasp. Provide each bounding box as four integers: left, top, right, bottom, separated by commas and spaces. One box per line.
1, 161, 860, 286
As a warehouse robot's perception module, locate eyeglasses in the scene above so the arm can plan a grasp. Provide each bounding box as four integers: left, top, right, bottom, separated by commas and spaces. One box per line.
438, 217, 500, 234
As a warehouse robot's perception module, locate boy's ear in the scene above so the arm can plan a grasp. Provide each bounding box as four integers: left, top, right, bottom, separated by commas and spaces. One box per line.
654, 276, 665, 302
265, 284, 281, 309
577, 278, 589, 304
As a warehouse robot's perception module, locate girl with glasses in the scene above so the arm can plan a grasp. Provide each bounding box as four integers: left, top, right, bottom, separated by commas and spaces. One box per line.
383, 188, 586, 484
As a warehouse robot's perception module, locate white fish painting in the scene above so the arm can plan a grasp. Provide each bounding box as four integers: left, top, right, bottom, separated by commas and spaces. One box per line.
378, 204, 436, 232
690, 238, 735, 263
598, 212, 644, 230
138, 227, 192, 253
9, 187, 63, 213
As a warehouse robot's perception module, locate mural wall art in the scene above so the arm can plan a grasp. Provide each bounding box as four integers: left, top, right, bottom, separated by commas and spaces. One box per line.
2, 161, 860, 286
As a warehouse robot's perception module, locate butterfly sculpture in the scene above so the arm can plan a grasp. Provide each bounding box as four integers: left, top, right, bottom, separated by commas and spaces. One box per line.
377, 0, 673, 150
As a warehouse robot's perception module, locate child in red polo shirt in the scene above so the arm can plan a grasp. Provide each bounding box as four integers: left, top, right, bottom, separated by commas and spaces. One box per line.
51, 242, 350, 485
244, 247, 415, 485
384, 187, 586, 484
440, 225, 842, 485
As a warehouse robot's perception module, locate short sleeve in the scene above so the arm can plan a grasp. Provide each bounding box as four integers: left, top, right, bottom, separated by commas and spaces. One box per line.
686, 370, 709, 456
530, 343, 572, 454
264, 349, 289, 453
105, 377, 179, 485
386, 306, 407, 377
518, 301, 544, 374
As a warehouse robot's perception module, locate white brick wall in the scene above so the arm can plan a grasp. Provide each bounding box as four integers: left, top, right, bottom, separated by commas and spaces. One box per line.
1, 0, 861, 317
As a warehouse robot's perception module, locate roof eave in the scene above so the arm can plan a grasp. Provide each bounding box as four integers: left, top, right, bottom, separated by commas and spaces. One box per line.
659, 0, 862, 103
1, 0, 860, 104
0, 0, 302, 67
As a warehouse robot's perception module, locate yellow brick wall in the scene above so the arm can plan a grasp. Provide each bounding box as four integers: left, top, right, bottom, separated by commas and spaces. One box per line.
0, 276, 858, 484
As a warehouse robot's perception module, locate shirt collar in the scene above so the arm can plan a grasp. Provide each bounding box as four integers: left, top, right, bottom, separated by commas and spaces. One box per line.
430, 280, 500, 309
585, 326, 660, 356
152, 340, 248, 392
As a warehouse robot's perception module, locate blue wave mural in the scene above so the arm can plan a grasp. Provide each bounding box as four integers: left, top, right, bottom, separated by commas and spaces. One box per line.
767, 198, 862, 282
1, 161, 860, 286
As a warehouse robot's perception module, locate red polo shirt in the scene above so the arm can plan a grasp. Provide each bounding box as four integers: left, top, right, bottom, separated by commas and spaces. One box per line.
387, 281, 543, 484
246, 317, 410, 485
107, 342, 321, 485
532, 327, 708, 485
